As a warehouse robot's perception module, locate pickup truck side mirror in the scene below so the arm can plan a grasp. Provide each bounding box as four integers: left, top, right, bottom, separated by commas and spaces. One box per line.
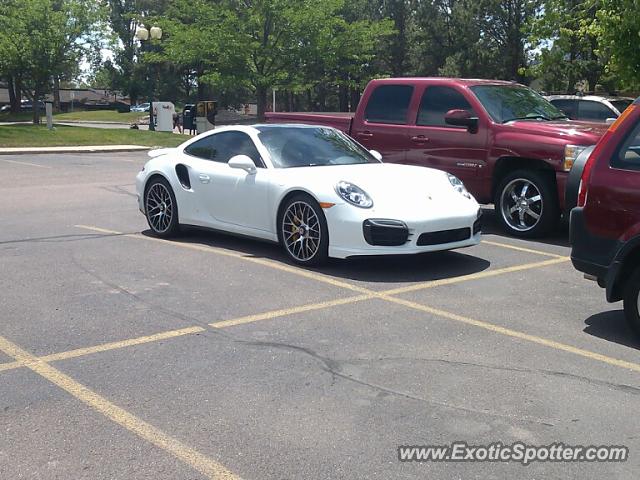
444, 109, 479, 132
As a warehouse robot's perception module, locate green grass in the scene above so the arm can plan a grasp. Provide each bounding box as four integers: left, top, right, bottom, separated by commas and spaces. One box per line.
0, 110, 147, 123
0, 124, 184, 148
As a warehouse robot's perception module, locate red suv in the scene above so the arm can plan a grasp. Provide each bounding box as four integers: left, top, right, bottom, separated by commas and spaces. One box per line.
570, 98, 640, 333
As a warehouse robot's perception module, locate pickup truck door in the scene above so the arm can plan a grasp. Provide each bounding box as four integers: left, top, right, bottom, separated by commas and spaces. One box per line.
350, 83, 414, 163
404, 85, 488, 196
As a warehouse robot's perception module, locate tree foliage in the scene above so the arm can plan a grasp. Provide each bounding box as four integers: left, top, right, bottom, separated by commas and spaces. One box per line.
595, 0, 640, 89
0, 0, 103, 122
3, 0, 640, 122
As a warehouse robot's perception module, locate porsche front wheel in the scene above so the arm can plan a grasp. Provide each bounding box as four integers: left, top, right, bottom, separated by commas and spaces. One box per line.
144, 177, 179, 237
279, 194, 329, 266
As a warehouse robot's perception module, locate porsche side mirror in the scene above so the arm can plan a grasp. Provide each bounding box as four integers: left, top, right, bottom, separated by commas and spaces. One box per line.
444, 109, 479, 132
369, 150, 383, 161
228, 155, 257, 174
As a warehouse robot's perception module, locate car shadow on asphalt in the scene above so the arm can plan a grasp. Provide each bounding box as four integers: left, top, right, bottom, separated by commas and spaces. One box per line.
583, 310, 640, 350
480, 206, 570, 249
145, 227, 491, 284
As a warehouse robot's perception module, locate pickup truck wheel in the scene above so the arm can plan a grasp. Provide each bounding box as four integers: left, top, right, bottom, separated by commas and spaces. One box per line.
623, 267, 640, 336
496, 170, 558, 238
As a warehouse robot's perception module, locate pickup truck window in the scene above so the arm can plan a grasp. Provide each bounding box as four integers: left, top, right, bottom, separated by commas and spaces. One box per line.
417, 86, 475, 127
471, 85, 565, 123
364, 85, 414, 125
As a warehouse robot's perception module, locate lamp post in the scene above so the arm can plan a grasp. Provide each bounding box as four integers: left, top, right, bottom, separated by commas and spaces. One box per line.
135, 24, 162, 131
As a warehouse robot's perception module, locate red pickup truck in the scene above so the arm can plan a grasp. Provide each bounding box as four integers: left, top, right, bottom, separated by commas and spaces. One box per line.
266, 78, 608, 237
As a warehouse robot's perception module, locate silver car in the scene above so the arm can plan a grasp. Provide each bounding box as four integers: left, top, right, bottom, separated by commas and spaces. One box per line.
545, 94, 634, 123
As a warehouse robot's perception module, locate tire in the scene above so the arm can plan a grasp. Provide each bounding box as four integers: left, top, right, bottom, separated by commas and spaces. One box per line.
623, 267, 640, 336
495, 169, 559, 238
144, 176, 180, 237
564, 145, 595, 215
278, 193, 329, 266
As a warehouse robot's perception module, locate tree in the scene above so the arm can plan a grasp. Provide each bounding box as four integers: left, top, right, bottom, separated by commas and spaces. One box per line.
530, 0, 604, 92
106, 0, 169, 105
595, 0, 640, 90
0, 0, 103, 123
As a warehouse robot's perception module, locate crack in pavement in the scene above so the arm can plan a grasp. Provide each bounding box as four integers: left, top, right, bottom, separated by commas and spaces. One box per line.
0, 232, 126, 246
340, 356, 640, 396
239, 340, 557, 427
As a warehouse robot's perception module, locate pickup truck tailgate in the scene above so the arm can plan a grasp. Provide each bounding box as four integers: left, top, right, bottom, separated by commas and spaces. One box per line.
264, 112, 353, 134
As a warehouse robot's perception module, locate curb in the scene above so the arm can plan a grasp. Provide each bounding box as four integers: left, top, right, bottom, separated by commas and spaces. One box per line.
55, 120, 139, 126
0, 145, 152, 155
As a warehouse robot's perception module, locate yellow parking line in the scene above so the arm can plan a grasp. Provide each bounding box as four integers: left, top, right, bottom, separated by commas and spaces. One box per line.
0, 360, 20, 372
380, 295, 640, 373
0, 334, 242, 480
71, 224, 640, 376
43, 326, 205, 362
211, 294, 373, 328
481, 240, 567, 259
0, 326, 206, 374
384, 257, 569, 296
74, 225, 372, 295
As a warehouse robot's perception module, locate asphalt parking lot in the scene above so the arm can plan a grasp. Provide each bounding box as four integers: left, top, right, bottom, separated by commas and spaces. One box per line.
1, 152, 639, 480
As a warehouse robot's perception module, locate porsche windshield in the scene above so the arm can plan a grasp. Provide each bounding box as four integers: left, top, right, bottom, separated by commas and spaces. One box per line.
471, 85, 566, 123
257, 126, 380, 168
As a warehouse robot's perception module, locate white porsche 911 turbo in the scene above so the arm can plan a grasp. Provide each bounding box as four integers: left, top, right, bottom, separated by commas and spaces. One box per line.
136, 124, 481, 265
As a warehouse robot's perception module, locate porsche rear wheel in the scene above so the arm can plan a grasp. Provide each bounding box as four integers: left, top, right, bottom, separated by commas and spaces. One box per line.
279, 194, 329, 266
144, 177, 179, 237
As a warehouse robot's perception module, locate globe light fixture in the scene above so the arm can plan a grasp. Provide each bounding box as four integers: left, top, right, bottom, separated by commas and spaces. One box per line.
135, 26, 149, 41
150, 26, 162, 40
135, 24, 163, 131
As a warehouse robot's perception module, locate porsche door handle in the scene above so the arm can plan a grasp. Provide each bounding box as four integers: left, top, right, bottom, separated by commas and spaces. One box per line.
356, 131, 373, 138
198, 174, 210, 184
411, 135, 429, 143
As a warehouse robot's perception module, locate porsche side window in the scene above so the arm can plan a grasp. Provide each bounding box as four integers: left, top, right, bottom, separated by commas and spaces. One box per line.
185, 132, 263, 166
184, 136, 217, 160
364, 85, 413, 125
417, 86, 474, 127
230, 132, 265, 167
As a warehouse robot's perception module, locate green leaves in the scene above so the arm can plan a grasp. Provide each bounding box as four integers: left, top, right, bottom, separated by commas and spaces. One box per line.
596, 0, 640, 89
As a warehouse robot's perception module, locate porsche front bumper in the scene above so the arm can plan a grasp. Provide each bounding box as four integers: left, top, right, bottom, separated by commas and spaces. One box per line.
324, 203, 481, 259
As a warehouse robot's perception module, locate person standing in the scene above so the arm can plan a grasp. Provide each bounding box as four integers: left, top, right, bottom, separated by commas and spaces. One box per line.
173, 112, 183, 133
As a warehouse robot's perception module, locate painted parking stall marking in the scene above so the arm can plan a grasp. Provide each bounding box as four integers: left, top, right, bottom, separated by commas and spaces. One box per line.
67, 225, 640, 374
0, 334, 242, 480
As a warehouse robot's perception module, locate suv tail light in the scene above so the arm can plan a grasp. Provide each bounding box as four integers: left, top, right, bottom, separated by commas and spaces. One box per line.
577, 133, 610, 207
576, 151, 596, 207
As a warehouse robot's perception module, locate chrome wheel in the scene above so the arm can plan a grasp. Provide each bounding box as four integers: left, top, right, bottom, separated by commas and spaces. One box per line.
145, 182, 174, 233
500, 178, 543, 232
282, 201, 321, 261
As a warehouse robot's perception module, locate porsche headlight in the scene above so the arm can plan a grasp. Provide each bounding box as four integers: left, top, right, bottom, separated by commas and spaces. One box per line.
564, 144, 591, 171
335, 181, 373, 208
447, 173, 471, 199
